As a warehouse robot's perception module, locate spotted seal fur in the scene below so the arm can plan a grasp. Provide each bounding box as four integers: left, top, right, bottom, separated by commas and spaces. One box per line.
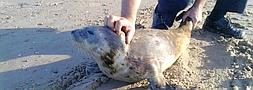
71, 18, 193, 89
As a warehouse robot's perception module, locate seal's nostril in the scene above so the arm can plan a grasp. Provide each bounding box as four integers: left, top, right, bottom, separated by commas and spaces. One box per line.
71, 30, 76, 34
87, 30, 94, 35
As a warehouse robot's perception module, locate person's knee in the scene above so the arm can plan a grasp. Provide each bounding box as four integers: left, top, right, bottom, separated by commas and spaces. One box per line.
152, 12, 177, 29
152, 0, 192, 29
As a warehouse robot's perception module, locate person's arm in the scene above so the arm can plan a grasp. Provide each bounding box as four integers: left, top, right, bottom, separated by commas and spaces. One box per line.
192, 0, 205, 8
105, 0, 141, 44
121, 0, 141, 23
183, 0, 206, 28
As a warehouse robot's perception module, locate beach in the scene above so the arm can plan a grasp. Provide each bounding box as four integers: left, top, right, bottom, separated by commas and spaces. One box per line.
0, 0, 253, 89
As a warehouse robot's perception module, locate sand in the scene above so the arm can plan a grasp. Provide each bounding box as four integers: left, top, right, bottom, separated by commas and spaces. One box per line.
0, 0, 253, 90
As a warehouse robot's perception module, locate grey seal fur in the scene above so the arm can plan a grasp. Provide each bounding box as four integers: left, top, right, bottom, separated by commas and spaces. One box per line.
71, 19, 193, 89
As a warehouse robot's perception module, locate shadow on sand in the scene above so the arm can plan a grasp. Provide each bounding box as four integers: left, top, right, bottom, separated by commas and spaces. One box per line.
0, 28, 87, 89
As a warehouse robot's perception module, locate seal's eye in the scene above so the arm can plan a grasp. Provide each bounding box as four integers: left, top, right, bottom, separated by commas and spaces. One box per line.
87, 30, 94, 35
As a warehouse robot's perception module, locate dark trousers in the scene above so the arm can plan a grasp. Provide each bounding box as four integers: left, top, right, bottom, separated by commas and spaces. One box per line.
152, 0, 191, 28
152, 0, 248, 29
213, 0, 247, 13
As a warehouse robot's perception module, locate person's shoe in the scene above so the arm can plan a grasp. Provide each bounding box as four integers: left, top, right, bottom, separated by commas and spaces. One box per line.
203, 17, 246, 39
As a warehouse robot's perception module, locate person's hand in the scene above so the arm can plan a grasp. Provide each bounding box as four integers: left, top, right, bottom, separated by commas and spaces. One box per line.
104, 15, 135, 44
182, 6, 202, 28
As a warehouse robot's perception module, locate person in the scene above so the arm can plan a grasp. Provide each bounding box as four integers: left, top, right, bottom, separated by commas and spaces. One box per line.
105, 0, 247, 44
203, 0, 247, 39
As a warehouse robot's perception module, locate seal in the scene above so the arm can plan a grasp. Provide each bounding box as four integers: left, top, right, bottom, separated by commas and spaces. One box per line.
71, 18, 193, 89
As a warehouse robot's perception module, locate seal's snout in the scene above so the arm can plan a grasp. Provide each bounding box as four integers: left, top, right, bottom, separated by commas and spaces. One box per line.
71, 29, 92, 41
71, 28, 99, 44
71, 29, 89, 42
71, 30, 83, 42
71, 30, 78, 38
87, 30, 94, 35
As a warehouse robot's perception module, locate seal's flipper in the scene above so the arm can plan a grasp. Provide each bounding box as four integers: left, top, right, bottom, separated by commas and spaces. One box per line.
148, 76, 167, 90
147, 61, 168, 90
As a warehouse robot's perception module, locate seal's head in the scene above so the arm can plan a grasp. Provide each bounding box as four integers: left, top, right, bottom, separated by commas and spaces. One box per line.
71, 26, 125, 59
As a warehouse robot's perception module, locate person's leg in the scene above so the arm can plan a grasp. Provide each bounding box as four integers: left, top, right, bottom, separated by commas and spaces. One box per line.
208, 0, 247, 21
152, 0, 191, 29
208, 0, 228, 21
203, 0, 248, 39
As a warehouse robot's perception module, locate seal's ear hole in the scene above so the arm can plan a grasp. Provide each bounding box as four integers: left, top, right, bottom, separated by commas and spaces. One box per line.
87, 30, 94, 35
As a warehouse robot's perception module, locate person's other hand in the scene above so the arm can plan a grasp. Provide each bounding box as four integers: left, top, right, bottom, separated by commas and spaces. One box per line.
104, 15, 135, 44
182, 6, 202, 28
